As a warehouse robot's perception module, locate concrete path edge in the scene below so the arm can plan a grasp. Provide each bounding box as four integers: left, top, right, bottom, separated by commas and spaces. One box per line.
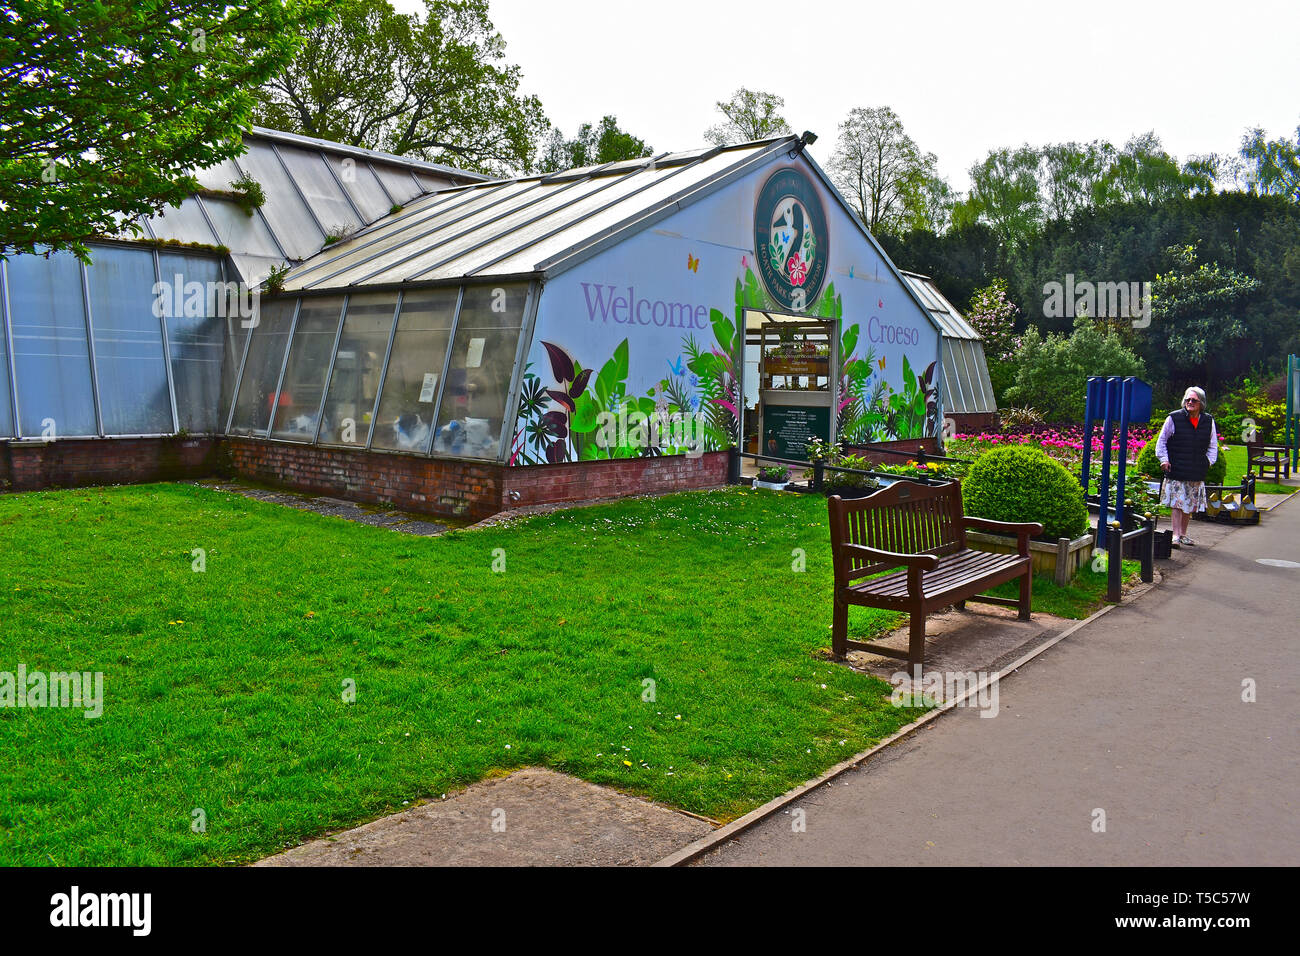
652, 603, 1118, 867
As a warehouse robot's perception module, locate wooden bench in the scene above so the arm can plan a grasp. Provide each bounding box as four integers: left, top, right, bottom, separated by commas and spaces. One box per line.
828, 481, 1043, 676
1246, 441, 1291, 483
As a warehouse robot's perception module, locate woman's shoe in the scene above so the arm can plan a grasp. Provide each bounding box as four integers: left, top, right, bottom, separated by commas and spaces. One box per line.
1171, 537, 1182, 549
1180, 536, 1196, 546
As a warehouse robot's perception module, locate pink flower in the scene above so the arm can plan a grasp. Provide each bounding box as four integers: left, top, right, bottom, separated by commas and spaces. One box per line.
786, 252, 808, 287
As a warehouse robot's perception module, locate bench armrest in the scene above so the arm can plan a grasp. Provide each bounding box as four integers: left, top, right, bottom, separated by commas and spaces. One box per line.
841, 542, 939, 570
962, 517, 1042, 557
962, 517, 1043, 536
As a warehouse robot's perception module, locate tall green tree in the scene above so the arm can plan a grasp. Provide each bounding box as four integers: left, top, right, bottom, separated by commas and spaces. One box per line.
1240, 123, 1300, 201
828, 106, 951, 235
1092, 132, 1217, 206
1, 0, 327, 260
1151, 243, 1261, 391
1040, 141, 1114, 222
253, 0, 547, 175
703, 88, 792, 146
537, 115, 652, 173
965, 145, 1044, 249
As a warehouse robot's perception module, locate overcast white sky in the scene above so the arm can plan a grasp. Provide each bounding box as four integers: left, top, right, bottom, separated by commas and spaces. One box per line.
394, 0, 1299, 191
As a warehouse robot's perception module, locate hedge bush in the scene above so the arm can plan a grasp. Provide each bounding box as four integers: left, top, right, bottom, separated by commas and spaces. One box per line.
962, 445, 1089, 541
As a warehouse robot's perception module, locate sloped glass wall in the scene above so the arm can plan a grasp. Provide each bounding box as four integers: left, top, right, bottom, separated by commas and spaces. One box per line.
5, 250, 98, 437
0, 245, 231, 439
225, 281, 532, 461
85, 247, 174, 435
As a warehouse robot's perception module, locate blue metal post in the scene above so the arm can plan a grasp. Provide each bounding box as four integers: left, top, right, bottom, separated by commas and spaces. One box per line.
1115, 376, 1133, 529
1097, 378, 1117, 547
1080, 377, 1098, 492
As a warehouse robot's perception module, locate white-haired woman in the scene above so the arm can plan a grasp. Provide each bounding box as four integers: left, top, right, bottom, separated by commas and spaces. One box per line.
1155, 386, 1218, 547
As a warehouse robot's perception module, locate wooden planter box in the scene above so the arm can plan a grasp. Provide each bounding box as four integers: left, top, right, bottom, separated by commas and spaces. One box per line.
966, 530, 1095, 585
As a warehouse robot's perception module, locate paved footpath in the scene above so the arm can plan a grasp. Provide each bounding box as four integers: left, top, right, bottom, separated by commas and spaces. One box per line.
698, 497, 1300, 866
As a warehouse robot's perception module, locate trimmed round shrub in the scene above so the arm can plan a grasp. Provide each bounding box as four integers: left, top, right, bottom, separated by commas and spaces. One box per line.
1135, 441, 1162, 479
962, 445, 1089, 541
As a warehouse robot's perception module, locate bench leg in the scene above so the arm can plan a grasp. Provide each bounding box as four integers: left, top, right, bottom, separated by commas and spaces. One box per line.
1019, 570, 1032, 621
955, 599, 966, 610
908, 614, 925, 678
832, 597, 848, 659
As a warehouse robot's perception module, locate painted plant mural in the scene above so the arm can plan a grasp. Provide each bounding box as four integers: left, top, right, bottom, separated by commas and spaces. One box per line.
510, 260, 940, 465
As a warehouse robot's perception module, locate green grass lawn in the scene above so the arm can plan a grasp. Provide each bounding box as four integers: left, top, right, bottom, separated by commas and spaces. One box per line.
1218, 444, 1293, 495
1, 482, 933, 866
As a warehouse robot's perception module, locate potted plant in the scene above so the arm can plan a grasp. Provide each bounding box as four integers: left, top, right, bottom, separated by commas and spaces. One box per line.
753, 465, 790, 490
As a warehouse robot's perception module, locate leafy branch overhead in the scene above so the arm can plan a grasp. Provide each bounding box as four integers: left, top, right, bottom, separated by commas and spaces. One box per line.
253, 0, 548, 175
0, 0, 330, 260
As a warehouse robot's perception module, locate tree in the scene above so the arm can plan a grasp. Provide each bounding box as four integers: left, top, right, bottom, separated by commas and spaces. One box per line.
1003, 314, 1146, 422
703, 88, 792, 146
253, 0, 548, 175
1240, 123, 1300, 201
828, 106, 950, 235
965, 146, 1044, 249
537, 115, 652, 173
1091, 132, 1216, 206
1040, 141, 1114, 222
0, 0, 327, 260
966, 279, 1021, 403
1151, 244, 1261, 391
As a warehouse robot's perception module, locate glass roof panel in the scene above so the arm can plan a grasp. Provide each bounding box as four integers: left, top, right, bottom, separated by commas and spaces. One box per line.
278, 148, 364, 235
146, 197, 219, 245
236, 141, 324, 259
371, 164, 422, 205
468, 150, 764, 278
391, 171, 664, 282
200, 196, 281, 258
289, 180, 560, 290
192, 157, 244, 192
326, 154, 392, 222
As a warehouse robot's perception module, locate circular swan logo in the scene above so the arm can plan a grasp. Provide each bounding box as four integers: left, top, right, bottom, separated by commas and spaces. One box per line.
754, 167, 829, 312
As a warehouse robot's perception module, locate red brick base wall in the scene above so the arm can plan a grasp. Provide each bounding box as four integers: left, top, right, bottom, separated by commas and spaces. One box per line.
2, 437, 217, 492
2, 436, 733, 519
223, 439, 504, 520
502, 452, 730, 508
844, 437, 942, 466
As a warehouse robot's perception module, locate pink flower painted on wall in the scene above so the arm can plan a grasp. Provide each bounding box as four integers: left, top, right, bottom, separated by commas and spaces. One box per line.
786, 251, 808, 287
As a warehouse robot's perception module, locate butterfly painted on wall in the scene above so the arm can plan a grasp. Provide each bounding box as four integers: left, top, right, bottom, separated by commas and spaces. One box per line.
848, 266, 854, 279
878, 357, 887, 370
686, 254, 699, 273
877, 298, 884, 309
667, 356, 685, 376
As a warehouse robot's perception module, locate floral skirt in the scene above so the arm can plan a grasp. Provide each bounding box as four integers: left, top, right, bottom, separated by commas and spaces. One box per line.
1160, 478, 1207, 513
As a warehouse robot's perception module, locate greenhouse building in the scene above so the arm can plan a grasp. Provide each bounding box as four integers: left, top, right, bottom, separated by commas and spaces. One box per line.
1, 129, 993, 518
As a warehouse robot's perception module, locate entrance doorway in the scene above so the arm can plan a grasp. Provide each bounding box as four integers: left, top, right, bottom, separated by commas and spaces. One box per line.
741, 309, 838, 464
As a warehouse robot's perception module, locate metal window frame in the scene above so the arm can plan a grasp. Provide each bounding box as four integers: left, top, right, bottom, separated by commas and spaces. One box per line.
79, 260, 105, 437
1, 260, 20, 437
367, 160, 398, 208
151, 248, 181, 434
223, 280, 258, 434
424, 285, 466, 457
262, 297, 302, 438
363, 292, 404, 451
496, 280, 541, 463
309, 295, 351, 444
